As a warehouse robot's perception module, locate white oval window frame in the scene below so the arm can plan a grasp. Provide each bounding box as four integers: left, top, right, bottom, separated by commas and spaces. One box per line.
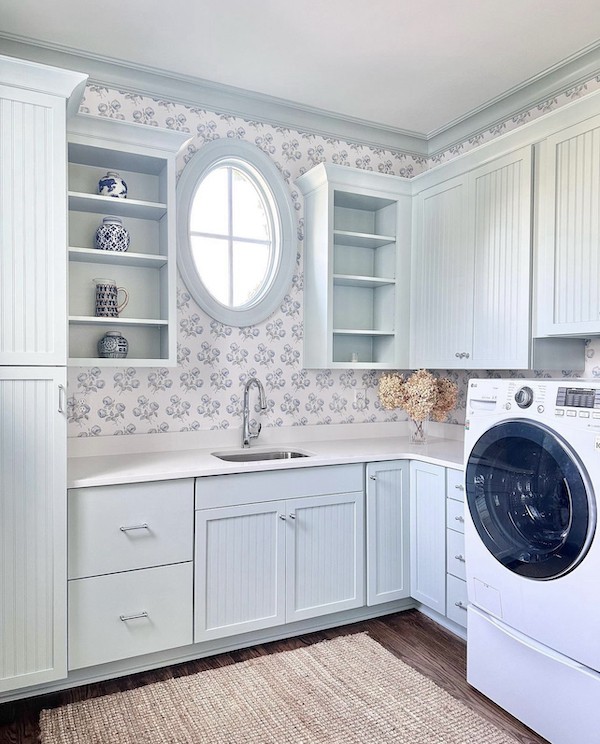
177, 139, 296, 327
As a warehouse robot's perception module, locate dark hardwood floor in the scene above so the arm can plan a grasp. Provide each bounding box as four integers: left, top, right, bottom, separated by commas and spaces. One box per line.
0, 610, 548, 743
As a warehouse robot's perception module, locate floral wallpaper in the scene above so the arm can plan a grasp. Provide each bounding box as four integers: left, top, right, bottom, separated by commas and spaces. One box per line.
67, 77, 600, 437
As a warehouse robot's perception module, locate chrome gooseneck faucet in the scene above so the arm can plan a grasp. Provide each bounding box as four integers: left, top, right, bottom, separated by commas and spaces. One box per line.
242, 377, 267, 447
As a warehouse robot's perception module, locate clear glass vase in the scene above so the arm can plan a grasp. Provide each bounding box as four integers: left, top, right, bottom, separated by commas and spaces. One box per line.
409, 417, 427, 445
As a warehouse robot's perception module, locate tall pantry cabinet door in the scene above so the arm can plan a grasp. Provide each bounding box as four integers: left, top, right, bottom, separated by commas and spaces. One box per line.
0, 85, 68, 365
0, 368, 67, 692
536, 115, 600, 336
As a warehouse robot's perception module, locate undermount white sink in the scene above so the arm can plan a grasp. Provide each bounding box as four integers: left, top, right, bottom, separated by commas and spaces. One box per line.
211, 449, 311, 463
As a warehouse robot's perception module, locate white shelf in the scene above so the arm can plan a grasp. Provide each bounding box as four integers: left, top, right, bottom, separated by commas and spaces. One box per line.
69, 316, 168, 327
68, 191, 167, 220
68, 357, 169, 368
333, 230, 395, 249
333, 329, 394, 336
68, 246, 168, 268
333, 274, 395, 288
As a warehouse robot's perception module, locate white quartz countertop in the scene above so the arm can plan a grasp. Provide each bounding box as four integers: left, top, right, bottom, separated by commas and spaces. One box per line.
68, 422, 464, 488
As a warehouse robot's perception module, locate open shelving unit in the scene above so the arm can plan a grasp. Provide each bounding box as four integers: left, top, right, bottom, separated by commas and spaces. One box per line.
67, 115, 191, 366
297, 164, 412, 369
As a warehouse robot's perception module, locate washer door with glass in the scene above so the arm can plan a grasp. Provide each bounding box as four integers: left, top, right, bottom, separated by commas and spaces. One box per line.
466, 420, 596, 580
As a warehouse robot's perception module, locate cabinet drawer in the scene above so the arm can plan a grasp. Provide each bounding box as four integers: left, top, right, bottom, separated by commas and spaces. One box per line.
68, 562, 193, 670
446, 497, 465, 534
446, 468, 465, 501
446, 574, 468, 628
68, 479, 194, 579
446, 528, 466, 581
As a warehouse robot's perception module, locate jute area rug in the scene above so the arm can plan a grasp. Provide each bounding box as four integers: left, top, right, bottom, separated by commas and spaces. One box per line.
40, 633, 518, 744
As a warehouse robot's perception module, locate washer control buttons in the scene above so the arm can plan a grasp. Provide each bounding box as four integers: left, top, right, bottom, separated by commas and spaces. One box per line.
537, 405, 545, 413
566, 410, 577, 417
579, 411, 590, 418
515, 386, 534, 409
555, 409, 565, 416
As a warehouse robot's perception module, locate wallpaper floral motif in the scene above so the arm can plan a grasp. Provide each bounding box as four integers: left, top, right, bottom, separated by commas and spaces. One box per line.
67, 80, 600, 437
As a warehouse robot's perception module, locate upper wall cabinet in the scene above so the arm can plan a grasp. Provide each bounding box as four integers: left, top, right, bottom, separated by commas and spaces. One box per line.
536, 114, 600, 337
66, 116, 191, 366
297, 164, 412, 369
411, 146, 533, 369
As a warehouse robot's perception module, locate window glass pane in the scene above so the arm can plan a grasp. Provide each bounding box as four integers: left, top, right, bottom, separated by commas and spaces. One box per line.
190, 168, 229, 235
232, 241, 270, 307
191, 236, 230, 305
232, 168, 270, 241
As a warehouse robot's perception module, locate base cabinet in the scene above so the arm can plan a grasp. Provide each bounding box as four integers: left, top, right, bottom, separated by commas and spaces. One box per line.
445, 469, 467, 629
366, 460, 410, 606
194, 465, 364, 642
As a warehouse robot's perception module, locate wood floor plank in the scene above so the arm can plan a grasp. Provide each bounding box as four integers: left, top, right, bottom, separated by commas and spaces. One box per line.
0, 610, 549, 744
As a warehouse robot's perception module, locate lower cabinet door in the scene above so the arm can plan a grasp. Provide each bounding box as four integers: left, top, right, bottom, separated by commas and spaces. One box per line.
286, 492, 364, 623
366, 461, 410, 606
68, 562, 193, 670
194, 502, 287, 642
410, 461, 446, 613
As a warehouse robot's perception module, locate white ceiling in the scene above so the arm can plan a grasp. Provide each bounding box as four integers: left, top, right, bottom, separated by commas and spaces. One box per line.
2, 0, 600, 137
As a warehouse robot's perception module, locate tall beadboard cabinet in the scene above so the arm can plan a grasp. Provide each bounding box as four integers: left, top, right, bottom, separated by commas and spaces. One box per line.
67, 116, 190, 366
297, 164, 412, 369
0, 56, 87, 693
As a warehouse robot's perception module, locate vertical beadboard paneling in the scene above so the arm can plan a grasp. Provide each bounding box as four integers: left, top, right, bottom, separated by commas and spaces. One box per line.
0, 368, 67, 691
0, 87, 66, 365
194, 502, 286, 642
366, 461, 410, 606
409, 461, 446, 614
287, 492, 364, 622
553, 125, 600, 326
471, 147, 531, 368
411, 176, 472, 367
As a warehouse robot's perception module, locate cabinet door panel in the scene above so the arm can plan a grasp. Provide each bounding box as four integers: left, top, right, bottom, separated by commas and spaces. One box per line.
0, 368, 67, 692
537, 116, 600, 335
287, 492, 364, 622
470, 147, 532, 368
0, 87, 67, 365
195, 502, 286, 641
411, 176, 472, 367
409, 461, 446, 614
366, 461, 410, 606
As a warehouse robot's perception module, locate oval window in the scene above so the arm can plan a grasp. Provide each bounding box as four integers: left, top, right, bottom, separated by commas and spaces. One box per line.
177, 139, 295, 326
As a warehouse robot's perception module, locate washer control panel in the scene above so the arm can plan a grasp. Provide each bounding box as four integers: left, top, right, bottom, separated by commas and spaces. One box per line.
556, 387, 600, 409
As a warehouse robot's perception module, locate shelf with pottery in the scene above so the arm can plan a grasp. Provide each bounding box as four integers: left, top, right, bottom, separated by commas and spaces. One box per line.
67, 114, 190, 367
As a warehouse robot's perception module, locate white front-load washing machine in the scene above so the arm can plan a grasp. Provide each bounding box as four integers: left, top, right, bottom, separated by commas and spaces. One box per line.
464, 379, 600, 744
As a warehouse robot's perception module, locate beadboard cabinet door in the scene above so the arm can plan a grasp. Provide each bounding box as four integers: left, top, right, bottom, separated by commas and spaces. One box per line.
409, 460, 446, 614
411, 146, 532, 369
536, 114, 600, 336
0, 368, 67, 692
195, 501, 287, 642
0, 85, 69, 366
286, 492, 364, 622
366, 461, 410, 606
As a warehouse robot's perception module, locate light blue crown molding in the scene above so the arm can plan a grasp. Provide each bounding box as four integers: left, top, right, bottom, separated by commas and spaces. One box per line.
3, 33, 600, 159
0, 34, 428, 156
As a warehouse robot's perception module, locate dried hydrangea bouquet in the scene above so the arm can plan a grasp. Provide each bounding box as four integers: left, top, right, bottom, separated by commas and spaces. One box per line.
378, 369, 458, 444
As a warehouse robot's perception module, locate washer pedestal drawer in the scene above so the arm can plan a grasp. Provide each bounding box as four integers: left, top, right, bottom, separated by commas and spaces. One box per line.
68, 562, 193, 670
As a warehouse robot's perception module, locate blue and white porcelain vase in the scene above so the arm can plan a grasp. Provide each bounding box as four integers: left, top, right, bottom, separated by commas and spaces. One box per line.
94, 216, 130, 252
97, 330, 129, 359
98, 171, 128, 198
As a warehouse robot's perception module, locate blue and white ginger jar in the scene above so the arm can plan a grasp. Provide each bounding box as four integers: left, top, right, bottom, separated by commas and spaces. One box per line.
98, 171, 128, 198
98, 330, 129, 359
95, 216, 130, 252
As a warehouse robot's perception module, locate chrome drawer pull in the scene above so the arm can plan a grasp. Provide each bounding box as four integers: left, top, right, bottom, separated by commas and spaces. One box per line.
454, 601, 468, 611
454, 484, 464, 491
120, 523, 149, 532
279, 514, 286, 520
119, 611, 149, 622
454, 515, 465, 523
454, 554, 466, 562
289, 513, 296, 520
369, 475, 377, 480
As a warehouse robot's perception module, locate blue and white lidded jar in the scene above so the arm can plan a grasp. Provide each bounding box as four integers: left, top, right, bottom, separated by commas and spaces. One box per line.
98, 171, 128, 198
97, 330, 129, 359
95, 216, 130, 252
